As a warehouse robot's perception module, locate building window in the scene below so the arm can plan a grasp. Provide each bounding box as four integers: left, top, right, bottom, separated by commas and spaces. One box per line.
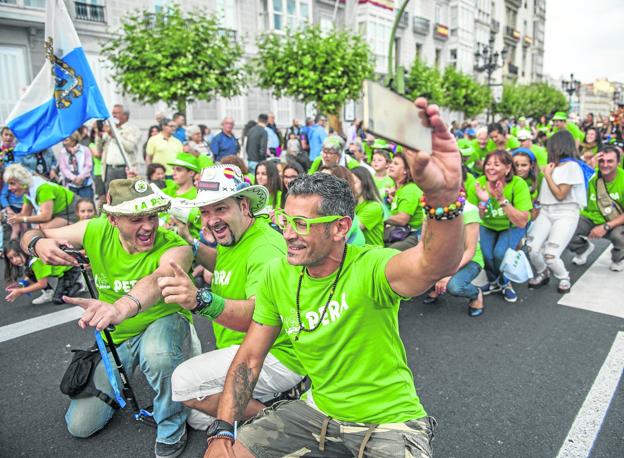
271, 97, 293, 124
216, 0, 237, 30
435, 48, 442, 69
24, 0, 45, 7
506, 7, 517, 29
0, 45, 29, 123
220, 95, 246, 125
75, 0, 106, 23
319, 14, 333, 32
361, 19, 392, 74
415, 43, 422, 61
449, 48, 457, 68
268, 0, 311, 31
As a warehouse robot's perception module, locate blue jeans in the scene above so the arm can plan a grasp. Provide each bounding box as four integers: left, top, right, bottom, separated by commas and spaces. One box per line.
65, 313, 192, 444
446, 261, 482, 300
69, 185, 94, 199
479, 226, 526, 285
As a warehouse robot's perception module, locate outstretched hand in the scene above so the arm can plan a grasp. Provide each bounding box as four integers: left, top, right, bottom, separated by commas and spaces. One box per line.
157, 261, 198, 310
404, 98, 461, 207
64, 296, 128, 331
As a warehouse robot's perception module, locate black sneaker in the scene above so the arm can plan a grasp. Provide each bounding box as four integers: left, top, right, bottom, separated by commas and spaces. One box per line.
155, 431, 188, 458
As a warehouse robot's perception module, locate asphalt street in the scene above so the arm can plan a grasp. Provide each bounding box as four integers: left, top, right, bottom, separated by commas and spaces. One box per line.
0, 241, 622, 458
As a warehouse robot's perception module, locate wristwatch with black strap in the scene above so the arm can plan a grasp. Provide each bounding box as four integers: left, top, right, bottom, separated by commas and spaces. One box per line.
206, 419, 235, 443
193, 287, 213, 315
604, 223, 612, 232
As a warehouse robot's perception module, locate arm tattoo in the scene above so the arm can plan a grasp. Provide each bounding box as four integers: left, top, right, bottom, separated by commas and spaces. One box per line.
422, 227, 433, 251
232, 363, 257, 420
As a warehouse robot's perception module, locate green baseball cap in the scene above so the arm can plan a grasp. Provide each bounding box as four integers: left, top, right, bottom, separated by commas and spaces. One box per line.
370, 138, 391, 150
457, 139, 474, 157
552, 112, 568, 121
168, 152, 200, 173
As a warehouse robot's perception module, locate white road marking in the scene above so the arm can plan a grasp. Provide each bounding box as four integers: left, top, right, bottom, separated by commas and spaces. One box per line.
556, 331, 624, 458
0, 306, 83, 344
558, 246, 624, 319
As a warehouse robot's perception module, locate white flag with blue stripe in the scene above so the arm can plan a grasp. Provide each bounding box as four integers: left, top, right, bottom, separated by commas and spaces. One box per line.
5, 0, 110, 155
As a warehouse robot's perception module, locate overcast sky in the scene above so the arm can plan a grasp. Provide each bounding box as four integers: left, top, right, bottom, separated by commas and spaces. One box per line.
544, 0, 624, 83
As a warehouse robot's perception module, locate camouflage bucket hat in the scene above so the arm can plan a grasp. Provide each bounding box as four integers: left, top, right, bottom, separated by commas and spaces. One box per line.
102, 179, 170, 216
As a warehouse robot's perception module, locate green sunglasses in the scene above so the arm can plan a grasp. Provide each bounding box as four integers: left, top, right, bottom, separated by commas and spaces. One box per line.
274, 210, 344, 235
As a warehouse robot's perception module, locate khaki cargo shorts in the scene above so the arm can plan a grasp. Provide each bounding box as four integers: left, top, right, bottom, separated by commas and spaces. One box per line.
237, 399, 436, 457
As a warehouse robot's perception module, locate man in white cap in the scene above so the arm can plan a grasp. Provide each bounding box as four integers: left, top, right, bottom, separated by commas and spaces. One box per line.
517, 129, 547, 168
21, 178, 196, 458
156, 164, 304, 431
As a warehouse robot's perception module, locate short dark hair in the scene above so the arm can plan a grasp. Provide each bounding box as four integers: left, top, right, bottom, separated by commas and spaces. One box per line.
147, 163, 166, 180
172, 112, 185, 121
288, 173, 355, 219
599, 145, 621, 163
484, 150, 515, 182
257, 113, 269, 123
488, 122, 504, 135
314, 114, 326, 123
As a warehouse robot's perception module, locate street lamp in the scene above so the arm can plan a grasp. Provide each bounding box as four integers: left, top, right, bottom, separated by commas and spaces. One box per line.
561, 73, 581, 110
474, 33, 507, 123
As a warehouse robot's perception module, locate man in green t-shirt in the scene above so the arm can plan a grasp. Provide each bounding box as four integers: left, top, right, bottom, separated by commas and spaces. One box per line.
22, 179, 196, 458
488, 122, 520, 153
204, 99, 464, 458
517, 129, 548, 168
568, 147, 624, 271
156, 164, 304, 431
551, 111, 585, 145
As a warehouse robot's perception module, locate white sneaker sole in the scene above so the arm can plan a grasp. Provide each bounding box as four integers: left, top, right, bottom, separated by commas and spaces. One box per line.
572, 243, 595, 266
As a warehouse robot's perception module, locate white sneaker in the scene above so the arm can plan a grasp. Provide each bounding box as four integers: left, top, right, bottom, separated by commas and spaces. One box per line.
32, 289, 54, 305
610, 259, 624, 272
572, 241, 595, 266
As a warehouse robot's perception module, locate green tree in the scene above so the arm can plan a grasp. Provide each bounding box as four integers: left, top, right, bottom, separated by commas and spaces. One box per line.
441, 66, 491, 118
405, 59, 445, 105
254, 26, 373, 130
102, 4, 247, 114
495, 83, 567, 119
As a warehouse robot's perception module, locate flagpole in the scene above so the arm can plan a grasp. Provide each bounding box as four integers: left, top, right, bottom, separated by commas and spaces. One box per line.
106, 119, 131, 168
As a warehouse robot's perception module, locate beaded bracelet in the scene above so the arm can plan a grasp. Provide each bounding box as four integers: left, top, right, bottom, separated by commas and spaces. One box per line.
421, 190, 467, 220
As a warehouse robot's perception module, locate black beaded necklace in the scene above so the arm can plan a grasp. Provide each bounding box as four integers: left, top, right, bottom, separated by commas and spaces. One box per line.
294, 244, 348, 341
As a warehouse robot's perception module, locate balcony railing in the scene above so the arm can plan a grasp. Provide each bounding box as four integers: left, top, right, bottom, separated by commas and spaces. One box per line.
508, 63, 519, 76
396, 10, 408, 29
75, 2, 106, 23
505, 26, 521, 41
413, 16, 430, 35
491, 19, 500, 33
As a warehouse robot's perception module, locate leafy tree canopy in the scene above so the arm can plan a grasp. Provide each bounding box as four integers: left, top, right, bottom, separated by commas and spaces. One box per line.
496, 83, 568, 119
254, 26, 374, 116
441, 66, 492, 118
102, 4, 247, 113
405, 59, 445, 106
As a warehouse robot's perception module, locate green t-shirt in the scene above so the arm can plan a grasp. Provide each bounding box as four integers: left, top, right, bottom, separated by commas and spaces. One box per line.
253, 244, 427, 424
462, 203, 484, 268
581, 168, 624, 225
467, 175, 532, 231
197, 154, 214, 170
308, 156, 359, 175
83, 216, 192, 345
346, 214, 366, 246
390, 182, 424, 230
211, 219, 304, 375
25, 182, 75, 217
471, 139, 491, 161
355, 200, 384, 247
373, 175, 395, 200
162, 183, 202, 238
89, 142, 102, 176
530, 145, 548, 168
464, 172, 476, 195
29, 257, 71, 280
487, 135, 520, 153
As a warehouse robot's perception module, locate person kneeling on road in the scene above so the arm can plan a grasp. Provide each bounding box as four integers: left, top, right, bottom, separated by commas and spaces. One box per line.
21, 179, 197, 458
204, 98, 463, 458
568, 146, 624, 271
159, 164, 304, 431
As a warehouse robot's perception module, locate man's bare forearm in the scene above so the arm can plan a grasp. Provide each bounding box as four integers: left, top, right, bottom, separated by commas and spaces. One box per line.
217, 352, 262, 423
420, 218, 464, 281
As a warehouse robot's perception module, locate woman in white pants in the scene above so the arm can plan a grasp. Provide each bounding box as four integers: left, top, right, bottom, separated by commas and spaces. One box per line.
526, 130, 587, 293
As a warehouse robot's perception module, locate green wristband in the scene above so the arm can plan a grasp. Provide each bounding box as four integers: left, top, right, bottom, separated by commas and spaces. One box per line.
198, 293, 226, 320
